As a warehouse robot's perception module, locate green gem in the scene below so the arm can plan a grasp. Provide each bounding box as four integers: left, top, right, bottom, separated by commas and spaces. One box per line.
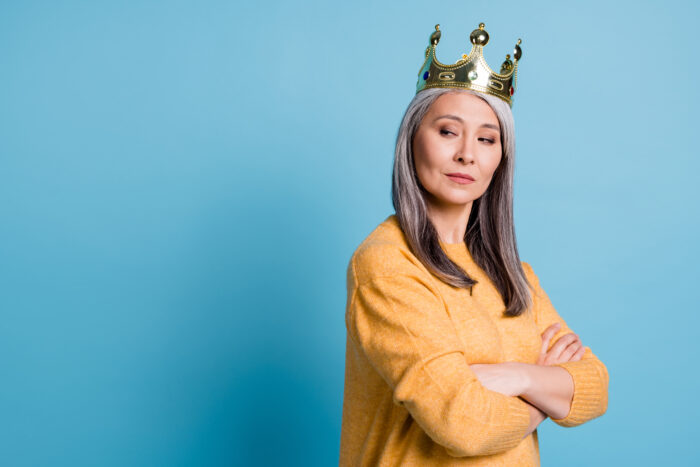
468, 70, 478, 81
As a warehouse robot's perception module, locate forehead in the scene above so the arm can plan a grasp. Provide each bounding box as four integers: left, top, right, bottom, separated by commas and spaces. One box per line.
427, 92, 499, 126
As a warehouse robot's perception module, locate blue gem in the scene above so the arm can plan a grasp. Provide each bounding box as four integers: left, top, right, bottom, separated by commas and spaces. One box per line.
423, 70, 430, 80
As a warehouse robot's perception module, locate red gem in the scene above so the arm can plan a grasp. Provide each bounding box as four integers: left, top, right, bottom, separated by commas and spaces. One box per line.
509, 86, 514, 96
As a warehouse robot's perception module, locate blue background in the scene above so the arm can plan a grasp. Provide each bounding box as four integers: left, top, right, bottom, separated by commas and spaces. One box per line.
1, 0, 698, 465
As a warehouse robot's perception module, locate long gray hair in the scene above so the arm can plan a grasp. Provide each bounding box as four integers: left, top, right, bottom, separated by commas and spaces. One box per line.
391, 87, 531, 317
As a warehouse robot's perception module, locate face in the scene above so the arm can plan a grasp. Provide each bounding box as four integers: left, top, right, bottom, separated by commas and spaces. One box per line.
412, 91, 503, 212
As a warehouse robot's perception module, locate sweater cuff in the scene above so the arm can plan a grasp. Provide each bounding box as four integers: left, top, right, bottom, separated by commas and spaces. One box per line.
549, 359, 606, 427
444, 395, 532, 457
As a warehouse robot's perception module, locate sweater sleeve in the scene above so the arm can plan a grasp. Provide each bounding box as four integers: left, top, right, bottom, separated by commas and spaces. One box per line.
522, 262, 609, 427
346, 246, 532, 457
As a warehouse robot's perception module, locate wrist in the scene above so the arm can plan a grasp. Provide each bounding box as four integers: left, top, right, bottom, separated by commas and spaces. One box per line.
511, 362, 533, 397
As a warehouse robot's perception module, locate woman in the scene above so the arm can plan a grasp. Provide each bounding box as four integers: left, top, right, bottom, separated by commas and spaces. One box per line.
339, 23, 609, 466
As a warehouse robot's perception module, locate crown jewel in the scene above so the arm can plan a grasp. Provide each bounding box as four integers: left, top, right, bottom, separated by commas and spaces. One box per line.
416, 23, 523, 107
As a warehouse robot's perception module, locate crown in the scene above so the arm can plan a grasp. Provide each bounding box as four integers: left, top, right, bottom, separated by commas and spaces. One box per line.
416, 23, 523, 107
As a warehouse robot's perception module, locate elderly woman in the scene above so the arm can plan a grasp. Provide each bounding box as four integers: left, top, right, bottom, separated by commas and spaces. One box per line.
339, 23, 609, 466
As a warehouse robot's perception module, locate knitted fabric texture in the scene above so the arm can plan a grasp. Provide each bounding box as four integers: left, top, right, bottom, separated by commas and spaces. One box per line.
339, 214, 609, 466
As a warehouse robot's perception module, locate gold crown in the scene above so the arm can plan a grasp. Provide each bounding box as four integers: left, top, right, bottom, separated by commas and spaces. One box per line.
416, 23, 523, 107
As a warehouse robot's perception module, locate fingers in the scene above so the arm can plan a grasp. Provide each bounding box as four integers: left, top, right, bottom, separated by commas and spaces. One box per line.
539, 322, 561, 356
571, 345, 586, 361
537, 322, 591, 366
547, 332, 579, 362
572, 345, 588, 362
559, 339, 582, 362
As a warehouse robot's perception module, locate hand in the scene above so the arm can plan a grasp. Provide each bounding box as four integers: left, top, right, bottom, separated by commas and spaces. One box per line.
469, 362, 528, 397
537, 322, 587, 366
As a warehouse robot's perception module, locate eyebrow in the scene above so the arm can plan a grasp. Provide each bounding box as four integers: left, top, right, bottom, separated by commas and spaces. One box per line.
432, 114, 500, 132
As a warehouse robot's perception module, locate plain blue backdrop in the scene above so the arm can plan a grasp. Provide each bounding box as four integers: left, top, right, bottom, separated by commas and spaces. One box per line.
1, 0, 698, 465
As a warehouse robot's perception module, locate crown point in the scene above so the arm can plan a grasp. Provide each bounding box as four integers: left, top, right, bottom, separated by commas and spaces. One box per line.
513, 42, 522, 60
479, 22, 485, 29
500, 55, 514, 73
430, 26, 442, 45
470, 25, 489, 46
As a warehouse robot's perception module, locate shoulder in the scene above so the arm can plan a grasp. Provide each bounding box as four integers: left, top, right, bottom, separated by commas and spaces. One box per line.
347, 214, 430, 287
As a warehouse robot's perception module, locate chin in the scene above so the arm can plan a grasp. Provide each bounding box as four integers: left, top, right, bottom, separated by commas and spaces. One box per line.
444, 191, 475, 204
433, 193, 473, 207
424, 184, 475, 207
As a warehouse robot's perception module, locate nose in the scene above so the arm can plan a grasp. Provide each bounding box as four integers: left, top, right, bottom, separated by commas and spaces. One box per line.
455, 136, 475, 164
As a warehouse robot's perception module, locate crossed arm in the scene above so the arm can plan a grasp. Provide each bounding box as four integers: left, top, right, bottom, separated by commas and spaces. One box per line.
469, 323, 584, 438
520, 363, 575, 432
469, 273, 610, 438
518, 263, 609, 431
348, 249, 609, 456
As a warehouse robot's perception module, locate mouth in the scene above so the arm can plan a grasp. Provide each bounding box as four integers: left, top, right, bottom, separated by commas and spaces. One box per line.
445, 173, 475, 184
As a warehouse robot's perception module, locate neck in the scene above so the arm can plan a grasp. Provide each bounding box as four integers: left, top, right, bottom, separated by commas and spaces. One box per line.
426, 197, 473, 244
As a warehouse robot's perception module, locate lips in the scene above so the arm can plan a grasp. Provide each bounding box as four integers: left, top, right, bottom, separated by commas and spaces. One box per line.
445, 173, 475, 181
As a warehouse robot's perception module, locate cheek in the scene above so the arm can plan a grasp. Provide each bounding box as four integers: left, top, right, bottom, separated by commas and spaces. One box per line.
414, 157, 439, 192
477, 152, 503, 191
413, 150, 427, 180
483, 151, 503, 177
413, 141, 444, 185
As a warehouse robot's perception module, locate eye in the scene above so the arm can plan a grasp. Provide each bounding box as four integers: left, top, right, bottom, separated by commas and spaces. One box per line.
479, 137, 496, 144
439, 129, 455, 136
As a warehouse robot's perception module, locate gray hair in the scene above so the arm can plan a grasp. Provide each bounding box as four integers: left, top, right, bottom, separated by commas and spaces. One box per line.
391, 87, 532, 317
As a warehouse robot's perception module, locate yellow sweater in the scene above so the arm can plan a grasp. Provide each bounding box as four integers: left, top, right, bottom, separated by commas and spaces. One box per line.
339, 214, 609, 466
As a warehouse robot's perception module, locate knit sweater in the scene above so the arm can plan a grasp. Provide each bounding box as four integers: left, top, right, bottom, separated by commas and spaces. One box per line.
339, 214, 609, 466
